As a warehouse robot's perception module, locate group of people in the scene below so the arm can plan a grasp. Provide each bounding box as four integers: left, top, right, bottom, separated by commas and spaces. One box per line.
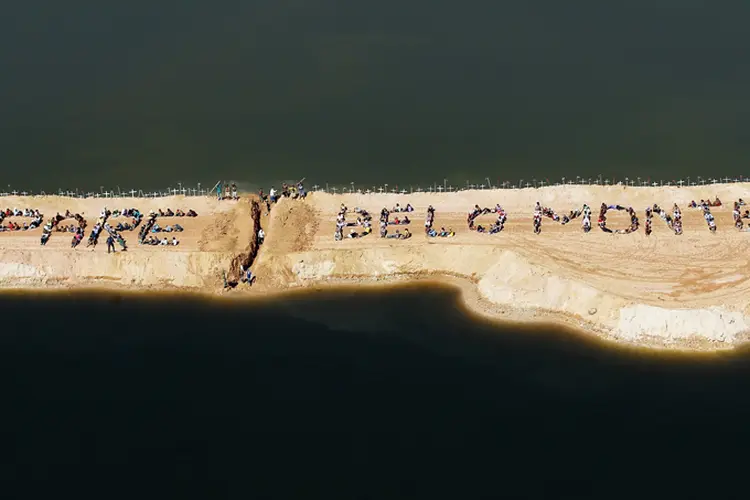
334, 202, 415, 240
259, 181, 306, 214
532, 202, 589, 234
688, 197, 722, 208
79, 207, 127, 252
136, 208, 196, 247
47, 211, 86, 246
422, 205, 455, 237
598, 204, 639, 234
468, 204, 507, 234
702, 203, 717, 232
733, 200, 747, 230
0, 208, 44, 232
153, 208, 196, 217
645, 204, 683, 236
141, 235, 180, 246
379, 204, 413, 239
218, 183, 239, 201
335, 204, 372, 240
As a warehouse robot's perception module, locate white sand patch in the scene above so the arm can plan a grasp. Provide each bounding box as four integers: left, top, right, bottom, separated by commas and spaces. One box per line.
0, 262, 43, 279
477, 251, 605, 317
292, 260, 335, 280
617, 305, 748, 342
712, 274, 744, 285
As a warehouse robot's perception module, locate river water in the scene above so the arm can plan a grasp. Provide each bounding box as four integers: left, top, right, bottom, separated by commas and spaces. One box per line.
3, 3, 750, 495
2, 286, 750, 495
2, 1, 750, 192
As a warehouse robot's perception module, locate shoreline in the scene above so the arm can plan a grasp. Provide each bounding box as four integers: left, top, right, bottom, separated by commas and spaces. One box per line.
2, 186, 750, 352
1, 272, 743, 353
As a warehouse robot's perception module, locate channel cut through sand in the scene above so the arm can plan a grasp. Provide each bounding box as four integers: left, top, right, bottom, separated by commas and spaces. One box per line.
2, 184, 750, 351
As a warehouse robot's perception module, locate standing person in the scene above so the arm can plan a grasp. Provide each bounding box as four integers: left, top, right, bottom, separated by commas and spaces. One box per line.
231, 183, 238, 200
216, 183, 222, 201
257, 228, 265, 245
241, 268, 254, 285
106, 235, 116, 254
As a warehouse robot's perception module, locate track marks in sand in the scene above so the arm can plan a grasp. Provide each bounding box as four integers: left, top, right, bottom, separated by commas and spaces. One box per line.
198, 211, 237, 251
265, 199, 319, 254
195, 198, 255, 253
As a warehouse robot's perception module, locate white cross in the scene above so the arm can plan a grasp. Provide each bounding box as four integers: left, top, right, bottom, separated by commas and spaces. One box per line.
11, 190, 17, 196
479, 184, 485, 190
312, 185, 319, 191
378, 187, 383, 194
181, 187, 187, 195
171, 188, 178, 196
678, 180, 684, 187
437, 186, 443, 193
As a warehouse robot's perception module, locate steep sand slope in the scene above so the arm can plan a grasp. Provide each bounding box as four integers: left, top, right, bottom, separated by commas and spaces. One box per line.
251, 184, 750, 349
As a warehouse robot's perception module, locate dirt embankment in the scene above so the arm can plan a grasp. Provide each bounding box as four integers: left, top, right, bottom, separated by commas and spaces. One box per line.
242, 185, 750, 350
0, 195, 249, 291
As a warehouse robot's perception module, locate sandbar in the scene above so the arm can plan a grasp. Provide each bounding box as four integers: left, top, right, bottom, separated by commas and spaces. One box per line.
2, 184, 750, 351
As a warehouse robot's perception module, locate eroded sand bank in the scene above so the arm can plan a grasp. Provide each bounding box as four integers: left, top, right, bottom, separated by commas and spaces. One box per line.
251, 184, 750, 350
2, 185, 750, 350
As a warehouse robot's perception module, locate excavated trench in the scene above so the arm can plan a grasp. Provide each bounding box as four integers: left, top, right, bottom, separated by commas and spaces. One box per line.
228, 199, 262, 281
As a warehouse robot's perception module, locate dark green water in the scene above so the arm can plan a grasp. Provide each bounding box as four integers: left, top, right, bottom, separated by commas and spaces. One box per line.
2, 1, 750, 192
2, 286, 750, 496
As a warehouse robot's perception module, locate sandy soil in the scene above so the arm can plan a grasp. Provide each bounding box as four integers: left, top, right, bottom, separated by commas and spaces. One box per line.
0, 195, 254, 289
3, 185, 750, 350
249, 184, 750, 350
